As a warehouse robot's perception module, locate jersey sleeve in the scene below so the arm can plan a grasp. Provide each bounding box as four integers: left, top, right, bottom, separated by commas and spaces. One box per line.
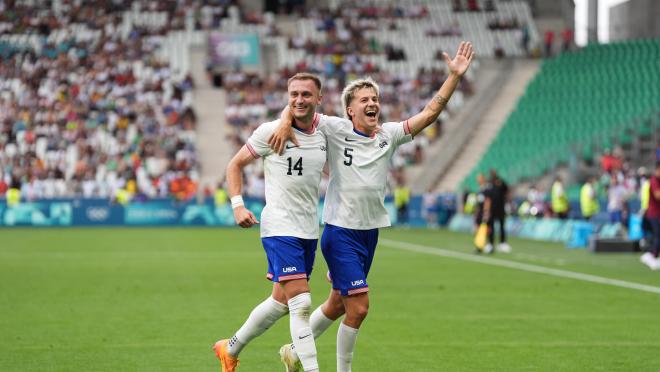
382, 121, 413, 148
245, 121, 277, 158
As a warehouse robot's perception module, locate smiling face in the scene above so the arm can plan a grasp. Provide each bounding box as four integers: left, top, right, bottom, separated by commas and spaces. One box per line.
347, 86, 380, 135
287, 78, 322, 127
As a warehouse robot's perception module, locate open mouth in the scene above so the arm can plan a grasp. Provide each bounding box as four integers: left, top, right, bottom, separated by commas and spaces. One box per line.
365, 110, 377, 118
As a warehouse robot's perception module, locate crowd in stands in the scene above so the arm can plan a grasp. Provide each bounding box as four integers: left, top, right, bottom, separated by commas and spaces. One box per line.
2, 0, 488, 204
507, 146, 649, 227
0, 0, 200, 202
218, 1, 479, 198
304, 2, 429, 20
288, 1, 431, 59
453, 0, 497, 13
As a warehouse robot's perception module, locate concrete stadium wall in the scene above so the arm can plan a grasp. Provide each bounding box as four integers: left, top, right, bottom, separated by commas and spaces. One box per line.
609, 0, 660, 42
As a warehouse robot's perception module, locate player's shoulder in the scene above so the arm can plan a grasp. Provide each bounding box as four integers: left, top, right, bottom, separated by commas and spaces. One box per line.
317, 113, 351, 132
256, 119, 280, 131
381, 121, 404, 130
379, 121, 406, 137
250, 119, 280, 137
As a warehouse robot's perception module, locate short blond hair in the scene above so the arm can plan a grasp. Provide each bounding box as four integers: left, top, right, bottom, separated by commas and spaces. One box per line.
287, 72, 322, 93
341, 77, 380, 120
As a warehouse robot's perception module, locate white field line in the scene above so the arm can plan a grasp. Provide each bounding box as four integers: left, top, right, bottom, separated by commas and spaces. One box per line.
380, 238, 660, 295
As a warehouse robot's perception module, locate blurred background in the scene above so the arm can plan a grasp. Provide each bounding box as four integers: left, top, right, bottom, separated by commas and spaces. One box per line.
0, 0, 658, 248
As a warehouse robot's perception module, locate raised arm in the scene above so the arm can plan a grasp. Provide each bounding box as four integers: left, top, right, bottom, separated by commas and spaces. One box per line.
267, 106, 298, 154
407, 41, 474, 137
226, 145, 260, 228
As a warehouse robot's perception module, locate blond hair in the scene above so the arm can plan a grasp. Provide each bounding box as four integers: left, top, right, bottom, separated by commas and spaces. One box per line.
340, 77, 380, 120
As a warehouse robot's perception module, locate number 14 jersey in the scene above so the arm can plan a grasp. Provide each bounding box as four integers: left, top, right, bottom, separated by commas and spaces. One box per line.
246, 114, 327, 239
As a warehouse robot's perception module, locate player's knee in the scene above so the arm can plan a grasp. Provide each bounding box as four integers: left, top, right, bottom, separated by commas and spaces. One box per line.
348, 302, 369, 321
287, 292, 312, 315
328, 298, 345, 317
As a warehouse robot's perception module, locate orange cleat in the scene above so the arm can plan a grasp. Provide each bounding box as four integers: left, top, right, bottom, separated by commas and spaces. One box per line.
213, 339, 239, 372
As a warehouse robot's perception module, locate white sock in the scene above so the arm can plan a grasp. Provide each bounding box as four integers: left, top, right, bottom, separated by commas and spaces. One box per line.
337, 322, 359, 372
288, 293, 319, 372
228, 296, 288, 357
291, 306, 336, 362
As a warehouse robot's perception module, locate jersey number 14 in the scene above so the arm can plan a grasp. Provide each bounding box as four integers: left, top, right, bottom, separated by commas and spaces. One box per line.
287, 157, 303, 176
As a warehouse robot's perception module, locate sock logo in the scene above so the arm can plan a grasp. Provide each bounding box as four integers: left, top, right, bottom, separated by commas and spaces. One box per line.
298, 334, 312, 340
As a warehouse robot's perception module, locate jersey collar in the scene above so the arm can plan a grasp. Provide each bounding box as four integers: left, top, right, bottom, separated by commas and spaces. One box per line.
352, 126, 376, 138
293, 113, 319, 135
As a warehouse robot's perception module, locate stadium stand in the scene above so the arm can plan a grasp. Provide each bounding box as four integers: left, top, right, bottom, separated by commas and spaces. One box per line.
462, 38, 660, 191
213, 0, 542, 196
0, 1, 200, 200
0, 0, 543, 201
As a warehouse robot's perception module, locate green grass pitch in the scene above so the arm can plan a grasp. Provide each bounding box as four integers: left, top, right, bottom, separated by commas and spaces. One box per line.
1, 227, 659, 371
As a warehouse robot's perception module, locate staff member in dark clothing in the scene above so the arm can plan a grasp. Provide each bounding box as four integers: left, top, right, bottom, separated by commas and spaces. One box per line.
487, 169, 512, 253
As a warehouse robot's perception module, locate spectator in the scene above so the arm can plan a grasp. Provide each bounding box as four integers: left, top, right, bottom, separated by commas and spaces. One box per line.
551, 176, 569, 219
422, 187, 439, 227
474, 173, 492, 252
521, 23, 530, 56
394, 179, 411, 225
580, 176, 600, 220
544, 30, 555, 57
607, 176, 628, 224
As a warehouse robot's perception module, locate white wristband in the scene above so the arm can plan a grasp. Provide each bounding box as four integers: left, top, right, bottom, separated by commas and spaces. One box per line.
231, 195, 244, 209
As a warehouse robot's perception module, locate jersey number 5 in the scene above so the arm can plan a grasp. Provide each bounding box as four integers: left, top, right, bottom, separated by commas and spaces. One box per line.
344, 148, 353, 166
287, 157, 303, 176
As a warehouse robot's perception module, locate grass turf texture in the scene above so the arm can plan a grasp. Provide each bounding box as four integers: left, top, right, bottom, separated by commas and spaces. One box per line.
1, 228, 659, 371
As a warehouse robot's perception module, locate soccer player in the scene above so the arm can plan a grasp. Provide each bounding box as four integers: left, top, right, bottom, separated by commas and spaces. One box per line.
213, 73, 327, 372
272, 42, 474, 372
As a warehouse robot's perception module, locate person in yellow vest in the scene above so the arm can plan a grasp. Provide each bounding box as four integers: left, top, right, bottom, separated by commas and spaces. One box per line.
473, 173, 493, 253
580, 176, 599, 220
215, 181, 228, 207
463, 189, 477, 214
6, 180, 21, 208
115, 188, 131, 206
551, 176, 569, 219
394, 180, 411, 225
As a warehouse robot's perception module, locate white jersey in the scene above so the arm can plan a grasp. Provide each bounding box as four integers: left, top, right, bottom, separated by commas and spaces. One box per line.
317, 114, 413, 229
246, 114, 326, 238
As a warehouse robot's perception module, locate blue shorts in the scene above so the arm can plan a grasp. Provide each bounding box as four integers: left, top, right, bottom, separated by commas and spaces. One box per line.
321, 224, 379, 296
262, 236, 318, 282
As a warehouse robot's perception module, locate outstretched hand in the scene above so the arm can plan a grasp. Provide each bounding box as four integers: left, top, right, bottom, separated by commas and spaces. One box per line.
442, 41, 475, 77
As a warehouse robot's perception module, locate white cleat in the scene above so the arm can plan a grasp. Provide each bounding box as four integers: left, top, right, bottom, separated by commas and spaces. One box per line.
640, 252, 660, 271
279, 343, 302, 372
483, 244, 494, 254
497, 243, 512, 253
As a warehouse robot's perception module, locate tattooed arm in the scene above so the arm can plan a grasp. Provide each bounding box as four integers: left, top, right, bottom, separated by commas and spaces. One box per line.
406, 41, 474, 137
